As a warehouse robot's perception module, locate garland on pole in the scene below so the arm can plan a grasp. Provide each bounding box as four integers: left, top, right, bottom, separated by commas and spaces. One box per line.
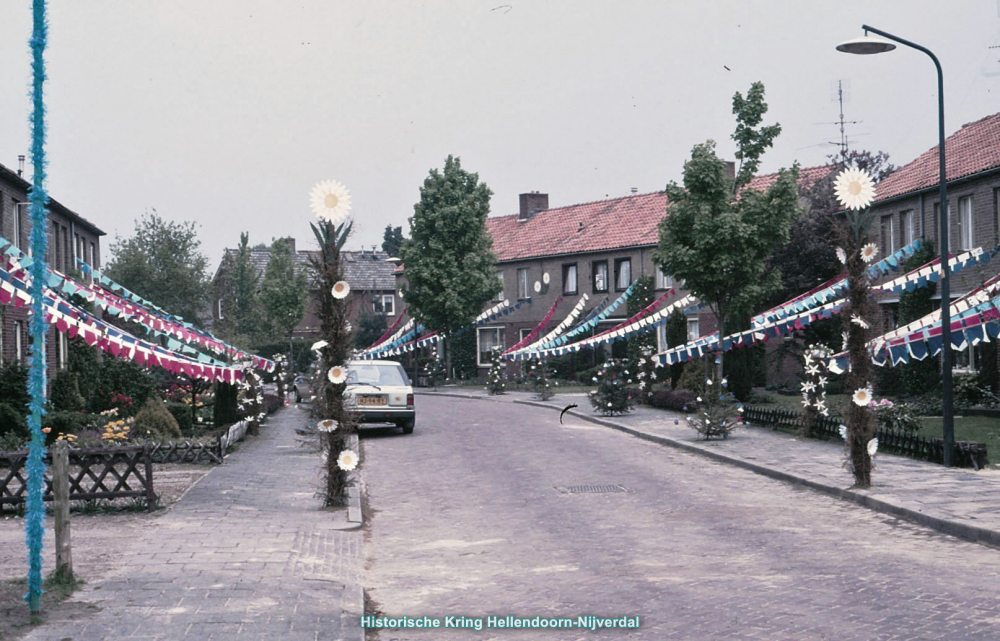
24, 0, 49, 613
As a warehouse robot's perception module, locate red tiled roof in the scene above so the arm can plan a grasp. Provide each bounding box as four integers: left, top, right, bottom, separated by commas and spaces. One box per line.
486, 191, 668, 262
743, 164, 833, 194
875, 112, 1000, 202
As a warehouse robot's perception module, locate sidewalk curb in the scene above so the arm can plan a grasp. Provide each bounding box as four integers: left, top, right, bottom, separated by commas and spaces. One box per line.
424, 391, 1000, 548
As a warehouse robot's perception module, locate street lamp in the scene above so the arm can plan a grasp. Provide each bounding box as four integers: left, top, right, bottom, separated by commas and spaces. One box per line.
837, 25, 955, 466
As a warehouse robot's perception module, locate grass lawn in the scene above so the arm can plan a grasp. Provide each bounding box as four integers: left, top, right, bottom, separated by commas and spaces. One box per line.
917, 415, 1000, 451
755, 390, 851, 417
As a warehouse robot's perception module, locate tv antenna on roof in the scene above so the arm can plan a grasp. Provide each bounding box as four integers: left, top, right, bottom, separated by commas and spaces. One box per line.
813, 80, 861, 161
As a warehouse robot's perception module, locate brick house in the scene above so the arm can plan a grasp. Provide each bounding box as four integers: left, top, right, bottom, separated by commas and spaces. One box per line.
866, 111, 1000, 371
212, 239, 398, 342
0, 160, 105, 373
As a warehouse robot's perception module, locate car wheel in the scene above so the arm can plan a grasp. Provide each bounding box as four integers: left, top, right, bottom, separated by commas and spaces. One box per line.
398, 418, 415, 434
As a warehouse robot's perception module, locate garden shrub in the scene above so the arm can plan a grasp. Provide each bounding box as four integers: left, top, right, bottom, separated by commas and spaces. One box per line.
45, 411, 95, 444
674, 361, 708, 392
0, 402, 28, 444
648, 389, 697, 412
0, 364, 29, 420
92, 359, 154, 415
874, 401, 922, 433
263, 393, 282, 414
954, 372, 1000, 408
51, 370, 86, 412
588, 359, 634, 416
906, 395, 943, 417
166, 402, 194, 435
133, 397, 181, 439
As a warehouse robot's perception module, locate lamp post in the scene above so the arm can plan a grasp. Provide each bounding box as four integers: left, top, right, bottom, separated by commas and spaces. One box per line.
837, 25, 954, 466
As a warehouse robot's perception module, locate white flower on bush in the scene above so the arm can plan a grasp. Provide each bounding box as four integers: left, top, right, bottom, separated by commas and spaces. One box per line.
867, 438, 879, 457
850, 314, 870, 329
337, 449, 359, 471
317, 419, 337, 433
838, 424, 848, 440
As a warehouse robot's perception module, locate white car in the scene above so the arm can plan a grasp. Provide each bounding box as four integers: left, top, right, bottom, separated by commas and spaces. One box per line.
344, 360, 415, 434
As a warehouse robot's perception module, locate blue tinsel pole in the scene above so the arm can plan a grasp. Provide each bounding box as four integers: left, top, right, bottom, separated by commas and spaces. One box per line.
25, 0, 49, 614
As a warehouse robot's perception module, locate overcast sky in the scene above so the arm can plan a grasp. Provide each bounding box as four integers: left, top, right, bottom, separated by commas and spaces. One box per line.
1, 1, 998, 269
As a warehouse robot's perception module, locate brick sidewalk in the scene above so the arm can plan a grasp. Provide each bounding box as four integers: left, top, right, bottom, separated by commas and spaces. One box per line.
423, 388, 1000, 547
24, 407, 364, 641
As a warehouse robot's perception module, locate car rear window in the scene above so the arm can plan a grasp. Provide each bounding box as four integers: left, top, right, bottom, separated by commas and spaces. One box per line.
347, 364, 410, 386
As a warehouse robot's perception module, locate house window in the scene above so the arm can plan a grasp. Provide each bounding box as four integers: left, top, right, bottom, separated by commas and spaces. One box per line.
517, 268, 530, 299
958, 195, 974, 250
592, 261, 608, 293
477, 327, 504, 367
374, 294, 395, 316
13, 200, 22, 249
90, 242, 97, 269
562, 263, 578, 295
519, 328, 532, 343
614, 258, 631, 291
994, 188, 1000, 244
687, 317, 700, 342
14, 321, 23, 364
57, 333, 69, 370
900, 210, 916, 247
495, 271, 505, 302
217, 298, 224, 320
655, 265, 673, 290
881, 215, 895, 255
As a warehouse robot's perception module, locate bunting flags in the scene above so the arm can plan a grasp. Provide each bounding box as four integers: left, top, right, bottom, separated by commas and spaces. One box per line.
507, 294, 590, 357
504, 296, 563, 354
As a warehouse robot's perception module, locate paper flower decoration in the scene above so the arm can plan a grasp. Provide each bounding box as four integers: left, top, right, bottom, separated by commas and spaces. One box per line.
328, 365, 348, 384
860, 243, 879, 263
801, 381, 816, 393
867, 438, 879, 457
836, 247, 847, 264
337, 449, 359, 471
839, 424, 848, 440
852, 386, 873, 407
317, 419, 337, 433
706, 378, 713, 386
332, 281, 351, 299
311, 340, 329, 351
834, 167, 876, 211
534, 281, 542, 293
542, 272, 550, 285
850, 314, 870, 329
805, 364, 820, 376
310, 179, 352, 223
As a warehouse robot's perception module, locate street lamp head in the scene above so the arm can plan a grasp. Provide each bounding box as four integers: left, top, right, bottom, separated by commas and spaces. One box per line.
836, 34, 896, 55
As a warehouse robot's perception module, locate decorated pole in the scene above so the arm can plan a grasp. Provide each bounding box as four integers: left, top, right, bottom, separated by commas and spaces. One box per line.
25, 0, 50, 614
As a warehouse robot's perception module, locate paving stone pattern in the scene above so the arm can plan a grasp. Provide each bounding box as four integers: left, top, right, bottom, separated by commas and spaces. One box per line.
24, 407, 363, 641
365, 393, 1000, 640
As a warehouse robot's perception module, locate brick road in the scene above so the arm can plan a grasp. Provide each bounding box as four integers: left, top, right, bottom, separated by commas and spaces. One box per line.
23, 407, 363, 641
363, 394, 1000, 640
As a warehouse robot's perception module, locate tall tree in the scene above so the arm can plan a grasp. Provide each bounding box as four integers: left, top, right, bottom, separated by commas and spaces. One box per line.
655, 83, 802, 398
260, 237, 308, 347
399, 155, 501, 371
382, 225, 404, 257
106, 210, 209, 326
219, 231, 265, 348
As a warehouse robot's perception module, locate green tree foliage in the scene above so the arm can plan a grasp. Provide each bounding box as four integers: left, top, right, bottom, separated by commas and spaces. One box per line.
665, 310, 688, 389
448, 331, 479, 380
220, 232, 265, 348
399, 155, 501, 335
50, 370, 85, 412
133, 396, 182, 439
105, 210, 210, 326
486, 346, 506, 395
589, 359, 634, 416
355, 308, 388, 350
382, 225, 404, 257
261, 237, 308, 345
655, 83, 801, 395
625, 276, 656, 372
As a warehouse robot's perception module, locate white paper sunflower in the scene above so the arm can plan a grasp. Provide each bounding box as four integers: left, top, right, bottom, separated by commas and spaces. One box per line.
852, 386, 874, 407
332, 281, 351, 299
310, 179, 352, 223
834, 167, 876, 211
860, 243, 879, 263
337, 449, 359, 471
836, 247, 847, 264
317, 419, 337, 433
867, 438, 879, 457
850, 314, 870, 329
542, 272, 550, 285
328, 365, 348, 384
311, 340, 329, 351
534, 281, 542, 293
838, 425, 848, 440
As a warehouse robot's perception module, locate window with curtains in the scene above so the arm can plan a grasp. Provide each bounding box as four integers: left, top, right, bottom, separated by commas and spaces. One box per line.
958, 195, 974, 250
655, 265, 673, 290
614, 258, 631, 291
14, 321, 24, 364
995, 188, 1000, 244
495, 271, 505, 301
562, 263, 578, 295
687, 318, 700, 341
13, 199, 22, 248
477, 327, 504, 366
900, 210, 916, 247
592, 261, 608, 293
374, 294, 395, 316
881, 215, 895, 255
517, 268, 530, 299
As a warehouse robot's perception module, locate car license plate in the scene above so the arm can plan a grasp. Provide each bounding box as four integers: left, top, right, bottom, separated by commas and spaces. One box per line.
357, 395, 386, 406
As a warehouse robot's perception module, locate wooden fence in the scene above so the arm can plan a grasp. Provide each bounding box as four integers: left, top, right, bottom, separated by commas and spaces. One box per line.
146, 419, 252, 465
0, 445, 156, 510
742, 405, 989, 470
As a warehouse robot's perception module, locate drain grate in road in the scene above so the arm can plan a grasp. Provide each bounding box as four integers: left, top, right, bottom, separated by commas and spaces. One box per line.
557, 484, 629, 494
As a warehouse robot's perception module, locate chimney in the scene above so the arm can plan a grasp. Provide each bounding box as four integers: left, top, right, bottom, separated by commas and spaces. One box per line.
17, 155, 25, 177
724, 161, 736, 183
283, 237, 296, 253
518, 191, 549, 222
